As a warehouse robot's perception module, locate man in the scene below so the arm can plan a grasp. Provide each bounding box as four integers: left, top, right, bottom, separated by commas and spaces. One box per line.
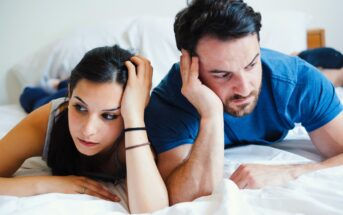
295, 47, 343, 87
145, 0, 343, 205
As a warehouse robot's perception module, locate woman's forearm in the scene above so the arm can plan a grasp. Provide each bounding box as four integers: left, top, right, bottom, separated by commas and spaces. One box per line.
124, 120, 169, 213
0, 176, 51, 196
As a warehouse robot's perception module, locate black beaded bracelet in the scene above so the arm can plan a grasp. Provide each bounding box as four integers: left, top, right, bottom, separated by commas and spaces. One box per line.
125, 142, 150, 150
124, 127, 146, 132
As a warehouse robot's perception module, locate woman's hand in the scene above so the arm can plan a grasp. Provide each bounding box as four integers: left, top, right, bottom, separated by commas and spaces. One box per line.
121, 56, 153, 127
180, 49, 223, 118
41, 175, 120, 201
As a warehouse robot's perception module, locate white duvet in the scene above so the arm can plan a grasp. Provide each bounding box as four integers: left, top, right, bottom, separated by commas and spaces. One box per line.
0, 88, 343, 215
1, 143, 342, 215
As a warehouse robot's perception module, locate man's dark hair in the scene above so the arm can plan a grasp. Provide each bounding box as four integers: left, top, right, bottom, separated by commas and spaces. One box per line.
174, 0, 262, 54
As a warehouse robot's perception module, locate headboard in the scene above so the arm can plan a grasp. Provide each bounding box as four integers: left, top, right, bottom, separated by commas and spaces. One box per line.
307, 28, 326, 49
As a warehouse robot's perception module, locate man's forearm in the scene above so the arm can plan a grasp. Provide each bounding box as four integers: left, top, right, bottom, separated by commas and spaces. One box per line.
166, 116, 224, 205
292, 152, 343, 178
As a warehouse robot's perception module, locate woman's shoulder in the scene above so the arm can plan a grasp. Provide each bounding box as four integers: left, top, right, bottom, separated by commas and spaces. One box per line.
50, 97, 69, 115
25, 98, 68, 135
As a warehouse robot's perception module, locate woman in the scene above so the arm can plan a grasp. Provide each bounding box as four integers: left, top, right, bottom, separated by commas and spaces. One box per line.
0, 45, 168, 213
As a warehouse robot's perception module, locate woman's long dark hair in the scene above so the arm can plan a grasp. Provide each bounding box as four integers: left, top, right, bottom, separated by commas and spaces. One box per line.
47, 45, 133, 183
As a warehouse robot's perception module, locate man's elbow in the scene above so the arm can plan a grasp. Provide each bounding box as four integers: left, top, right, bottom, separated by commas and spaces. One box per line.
167, 182, 213, 206
322, 145, 343, 158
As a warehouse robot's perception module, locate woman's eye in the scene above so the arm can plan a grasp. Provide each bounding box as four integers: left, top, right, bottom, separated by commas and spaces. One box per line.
102, 113, 118, 121
73, 104, 87, 112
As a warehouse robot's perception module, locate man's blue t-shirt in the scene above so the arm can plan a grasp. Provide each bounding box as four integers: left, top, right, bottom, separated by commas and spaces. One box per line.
145, 48, 343, 154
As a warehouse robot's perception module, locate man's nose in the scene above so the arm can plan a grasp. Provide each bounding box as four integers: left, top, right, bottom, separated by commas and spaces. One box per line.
232, 73, 250, 97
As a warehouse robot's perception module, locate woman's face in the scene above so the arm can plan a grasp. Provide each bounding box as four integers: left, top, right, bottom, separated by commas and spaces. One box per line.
68, 79, 124, 156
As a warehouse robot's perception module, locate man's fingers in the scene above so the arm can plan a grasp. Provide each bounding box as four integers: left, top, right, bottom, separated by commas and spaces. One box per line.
230, 165, 248, 189
180, 49, 191, 83
189, 56, 199, 80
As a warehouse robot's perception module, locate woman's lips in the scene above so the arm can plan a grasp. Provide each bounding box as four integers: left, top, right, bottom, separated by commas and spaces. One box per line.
78, 138, 99, 147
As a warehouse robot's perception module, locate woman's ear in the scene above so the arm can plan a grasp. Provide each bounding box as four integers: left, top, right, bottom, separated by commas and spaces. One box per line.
68, 84, 71, 98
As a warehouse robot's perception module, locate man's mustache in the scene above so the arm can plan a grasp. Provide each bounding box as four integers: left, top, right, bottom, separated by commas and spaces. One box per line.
229, 92, 255, 101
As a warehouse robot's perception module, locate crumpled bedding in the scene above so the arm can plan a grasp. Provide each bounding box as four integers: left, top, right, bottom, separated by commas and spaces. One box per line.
1, 144, 342, 215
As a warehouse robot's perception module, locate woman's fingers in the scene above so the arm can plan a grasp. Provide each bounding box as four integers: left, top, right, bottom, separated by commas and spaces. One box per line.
124, 61, 136, 84
130, 56, 145, 79
131, 55, 152, 78
130, 55, 153, 88
81, 177, 120, 202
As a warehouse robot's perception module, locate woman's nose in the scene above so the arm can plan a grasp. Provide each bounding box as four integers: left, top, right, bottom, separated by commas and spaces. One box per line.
81, 115, 98, 138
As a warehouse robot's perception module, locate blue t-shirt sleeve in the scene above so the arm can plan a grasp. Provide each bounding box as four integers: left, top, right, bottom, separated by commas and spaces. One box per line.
294, 60, 343, 132
145, 94, 199, 154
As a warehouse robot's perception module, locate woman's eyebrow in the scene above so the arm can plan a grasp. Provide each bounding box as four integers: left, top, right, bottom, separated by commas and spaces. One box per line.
74, 96, 120, 111
74, 96, 88, 106
102, 107, 121, 112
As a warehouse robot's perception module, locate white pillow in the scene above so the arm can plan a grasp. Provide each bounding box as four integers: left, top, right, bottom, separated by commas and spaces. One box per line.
6, 16, 180, 103
7, 18, 134, 99
125, 16, 180, 87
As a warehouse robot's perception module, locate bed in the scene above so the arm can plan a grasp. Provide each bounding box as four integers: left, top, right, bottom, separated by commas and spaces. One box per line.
1, 13, 343, 215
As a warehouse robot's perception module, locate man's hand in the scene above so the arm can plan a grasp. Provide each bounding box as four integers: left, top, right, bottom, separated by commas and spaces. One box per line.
230, 164, 301, 189
180, 49, 223, 118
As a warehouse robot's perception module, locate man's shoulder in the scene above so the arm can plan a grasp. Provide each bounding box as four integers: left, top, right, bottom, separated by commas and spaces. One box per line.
152, 63, 181, 96
261, 48, 314, 85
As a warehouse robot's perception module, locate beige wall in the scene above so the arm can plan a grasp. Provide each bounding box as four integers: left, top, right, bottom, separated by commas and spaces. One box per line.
0, 0, 186, 104
0, 0, 342, 104
246, 0, 343, 52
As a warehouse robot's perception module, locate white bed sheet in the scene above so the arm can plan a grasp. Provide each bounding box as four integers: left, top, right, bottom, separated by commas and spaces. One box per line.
1, 144, 342, 215
0, 88, 342, 215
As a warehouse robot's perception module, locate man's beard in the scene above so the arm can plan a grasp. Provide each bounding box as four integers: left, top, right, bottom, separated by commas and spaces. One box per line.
224, 87, 261, 117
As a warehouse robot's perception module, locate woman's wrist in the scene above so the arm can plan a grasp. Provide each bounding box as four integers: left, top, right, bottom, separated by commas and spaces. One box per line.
123, 117, 145, 129
32, 176, 52, 195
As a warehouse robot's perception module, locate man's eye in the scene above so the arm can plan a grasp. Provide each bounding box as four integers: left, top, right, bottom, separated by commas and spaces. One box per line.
73, 104, 87, 112
246, 62, 257, 71
215, 73, 230, 79
102, 113, 119, 121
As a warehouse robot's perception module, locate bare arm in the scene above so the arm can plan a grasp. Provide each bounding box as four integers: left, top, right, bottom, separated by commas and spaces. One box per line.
159, 116, 224, 205
122, 56, 168, 213
0, 103, 51, 177
319, 68, 343, 87
0, 103, 117, 201
307, 111, 343, 169
230, 112, 343, 189
158, 50, 224, 205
